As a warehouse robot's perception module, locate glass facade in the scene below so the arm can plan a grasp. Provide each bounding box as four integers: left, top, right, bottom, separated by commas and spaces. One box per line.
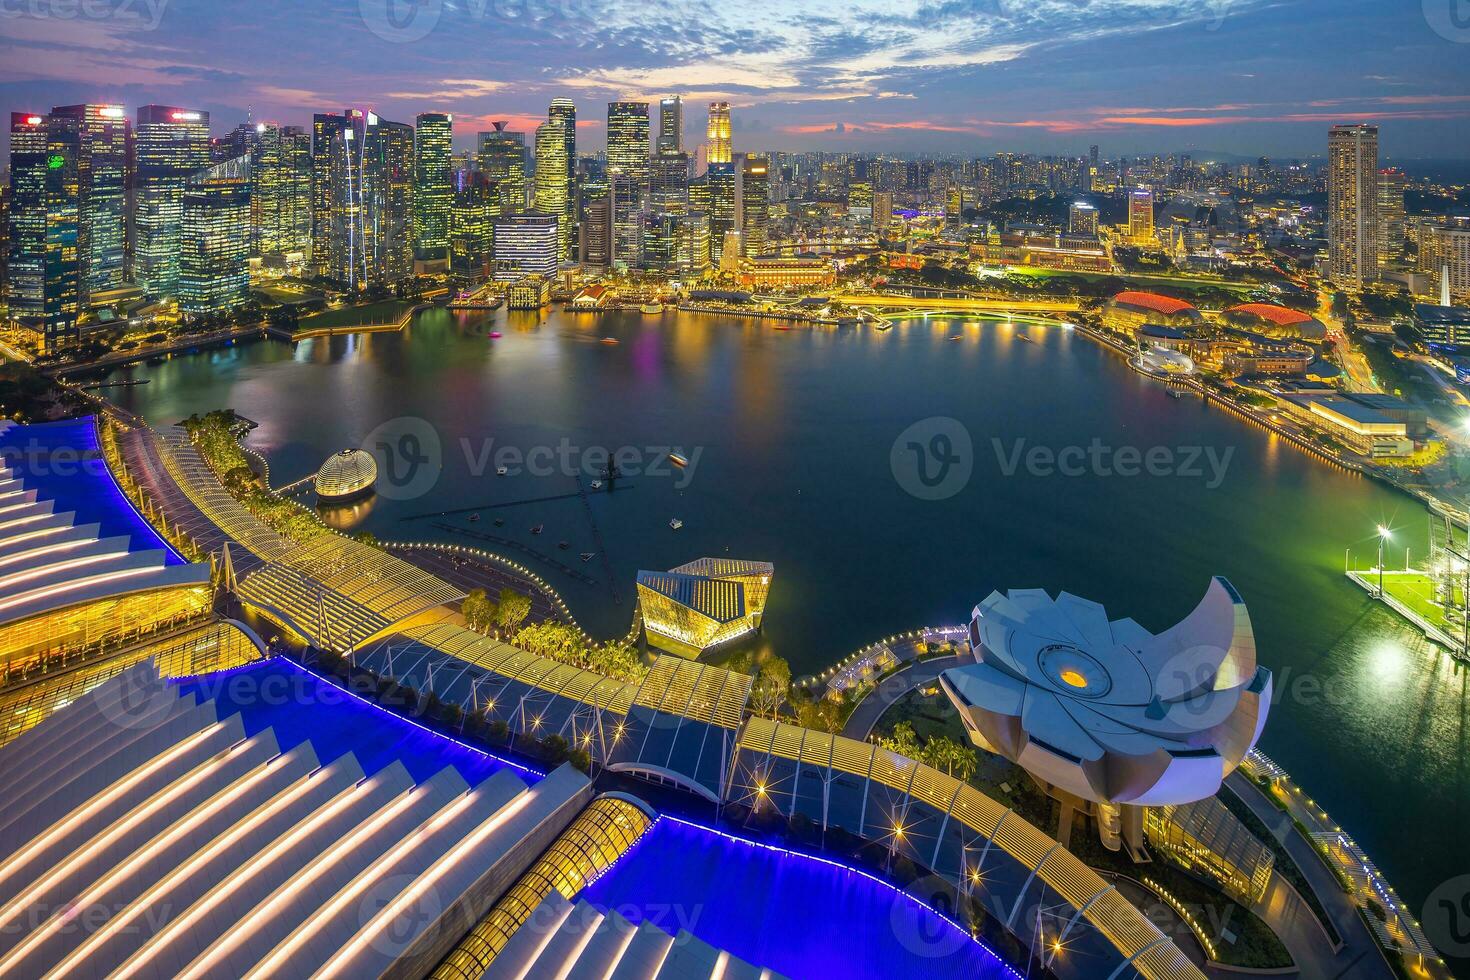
133, 105, 211, 298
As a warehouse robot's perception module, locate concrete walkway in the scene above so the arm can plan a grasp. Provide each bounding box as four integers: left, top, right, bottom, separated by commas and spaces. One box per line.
1223, 772, 1390, 980
841, 654, 968, 741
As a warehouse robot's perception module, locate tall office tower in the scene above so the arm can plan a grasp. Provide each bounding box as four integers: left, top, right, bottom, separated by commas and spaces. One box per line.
310, 112, 350, 278
414, 112, 453, 263
179, 155, 252, 315
658, 96, 683, 154
48, 104, 126, 306
847, 181, 873, 223
133, 106, 211, 299
477, 122, 526, 211
678, 210, 710, 274
492, 212, 559, 280
688, 175, 710, 219
1069, 200, 1099, 237
651, 151, 690, 212
606, 102, 651, 181
1376, 166, 1406, 267
641, 210, 679, 271
706, 102, 731, 167
607, 102, 650, 267
535, 99, 577, 260
872, 190, 894, 230
252, 123, 312, 263
7, 112, 79, 348
579, 193, 612, 268
219, 121, 261, 162
1089, 145, 1100, 167
740, 155, 770, 257
1421, 220, 1470, 303
946, 186, 967, 228
363, 115, 415, 283
1327, 124, 1379, 289
449, 175, 496, 276
1127, 188, 1155, 243
707, 164, 736, 263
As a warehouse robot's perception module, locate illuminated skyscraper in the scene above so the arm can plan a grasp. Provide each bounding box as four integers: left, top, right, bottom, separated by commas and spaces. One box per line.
492, 211, 558, 280
651, 151, 690, 212
1127, 188, 1154, 243
363, 115, 416, 283
1328, 124, 1379, 289
310, 112, 350, 278
316, 109, 414, 288
7, 111, 78, 348
706, 102, 731, 167
873, 190, 894, 230
847, 181, 872, 223
535, 99, 576, 260
477, 123, 526, 211
179, 155, 251, 315
133, 105, 211, 299
450, 175, 496, 275
1070, 200, 1099, 237
658, 96, 683, 155
740, 154, 770, 258
607, 102, 650, 267
414, 112, 453, 263
1376, 166, 1405, 267
707, 164, 736, 263
579, 193, 611, 268
49, 104, 126, 306
252, 123, 312, 263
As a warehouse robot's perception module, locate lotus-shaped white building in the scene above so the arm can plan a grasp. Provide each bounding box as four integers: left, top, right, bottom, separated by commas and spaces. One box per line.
940, 577, 1271, 851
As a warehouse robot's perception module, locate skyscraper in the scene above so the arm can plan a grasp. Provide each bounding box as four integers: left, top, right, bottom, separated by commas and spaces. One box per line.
579, 193, 612, 268
311, 112, 350, 278
1069, 201, 1099, 237
252, 123, 312, 263
363, 115, 415, 283
450, 175, 496, 276
658, 96, 683, 155
315, 109, 415, 288
1327, 124, 1379, 290
492, 211, 559, 280
706, 102, 731, 167
414, 112, 453, 264
707, 163, 736, 263
650, 151, 690, 212
535, 99, 576, 260
1127, 188, 1154, 244
179, 155, 251, 315
133, 105, 211, 299
49, 104, 126, 306
477, 123, 526, 212
740, 155, 770, 258
607, 103, 650, 268
1376, 166, 1405, 268
7, 111, 78, 348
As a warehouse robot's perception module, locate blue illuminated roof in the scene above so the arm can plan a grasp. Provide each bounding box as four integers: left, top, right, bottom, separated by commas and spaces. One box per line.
0, 416, 185, 565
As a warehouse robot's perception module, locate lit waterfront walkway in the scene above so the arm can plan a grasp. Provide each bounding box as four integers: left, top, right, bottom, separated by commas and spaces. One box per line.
841, 653, 968, 741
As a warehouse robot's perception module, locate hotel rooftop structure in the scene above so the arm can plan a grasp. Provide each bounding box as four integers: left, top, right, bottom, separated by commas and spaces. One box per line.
636, 557, 773, 658
0, 413, 1228, 979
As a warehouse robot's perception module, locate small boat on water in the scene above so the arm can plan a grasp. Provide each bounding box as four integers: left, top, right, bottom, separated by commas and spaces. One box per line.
496, 466, 508, 476
668, 452, 689, 468
669, 518, 683, 530
640, 302, 663, 315
1168, 389, 1184, 400
558, 541, 570, 550
531, 524, 544, 535
493, 518, 504, 527
600, 337, 620, 345
948, 335, 963, 342
468, 513, 480, 522
1016, 332, 1034, 343
489, 331, 502, 339
773, 325, 792, 331
580, 552, 596, 562
590, 480, 603, 490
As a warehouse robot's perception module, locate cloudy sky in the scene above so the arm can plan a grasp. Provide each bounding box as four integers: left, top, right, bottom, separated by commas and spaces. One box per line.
2, 0, 1468, 159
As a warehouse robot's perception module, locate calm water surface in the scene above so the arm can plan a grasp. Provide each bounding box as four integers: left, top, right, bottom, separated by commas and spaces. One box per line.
102, 307, 1470, 935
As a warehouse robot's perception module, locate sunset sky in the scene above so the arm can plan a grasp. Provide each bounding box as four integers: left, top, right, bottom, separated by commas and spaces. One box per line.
2, 0, 1468, 158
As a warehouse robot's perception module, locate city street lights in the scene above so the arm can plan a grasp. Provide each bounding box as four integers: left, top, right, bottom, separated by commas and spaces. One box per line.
1377, 525, 1391, 597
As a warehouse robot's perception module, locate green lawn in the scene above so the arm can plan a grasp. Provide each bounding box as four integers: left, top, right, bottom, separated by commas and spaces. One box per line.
1379, 572, 1459, 628
297, 299, 415, 331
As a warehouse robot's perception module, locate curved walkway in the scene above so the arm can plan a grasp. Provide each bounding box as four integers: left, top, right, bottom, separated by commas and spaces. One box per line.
841, 654, 967, 741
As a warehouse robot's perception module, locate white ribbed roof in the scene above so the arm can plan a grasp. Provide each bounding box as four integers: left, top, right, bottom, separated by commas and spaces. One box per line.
0, 662, 590, 979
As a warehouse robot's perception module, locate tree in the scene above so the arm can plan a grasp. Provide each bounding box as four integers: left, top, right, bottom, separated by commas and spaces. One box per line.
878, 721, 923, 759
494, 589, 532, 635
461, 589, 497, 634
749, 655, 792, 718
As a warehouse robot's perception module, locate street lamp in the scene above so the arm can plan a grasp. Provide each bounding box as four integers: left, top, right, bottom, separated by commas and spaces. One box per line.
1377, 525, 1391, 598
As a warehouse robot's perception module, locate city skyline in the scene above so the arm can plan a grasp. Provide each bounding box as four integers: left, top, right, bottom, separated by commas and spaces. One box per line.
1, 0, 1468, 160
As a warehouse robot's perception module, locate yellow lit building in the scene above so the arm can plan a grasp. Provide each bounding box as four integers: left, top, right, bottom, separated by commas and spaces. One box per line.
736, 256, 835, 290
636, 557, 773, 658
1145, 797, 1275, 905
